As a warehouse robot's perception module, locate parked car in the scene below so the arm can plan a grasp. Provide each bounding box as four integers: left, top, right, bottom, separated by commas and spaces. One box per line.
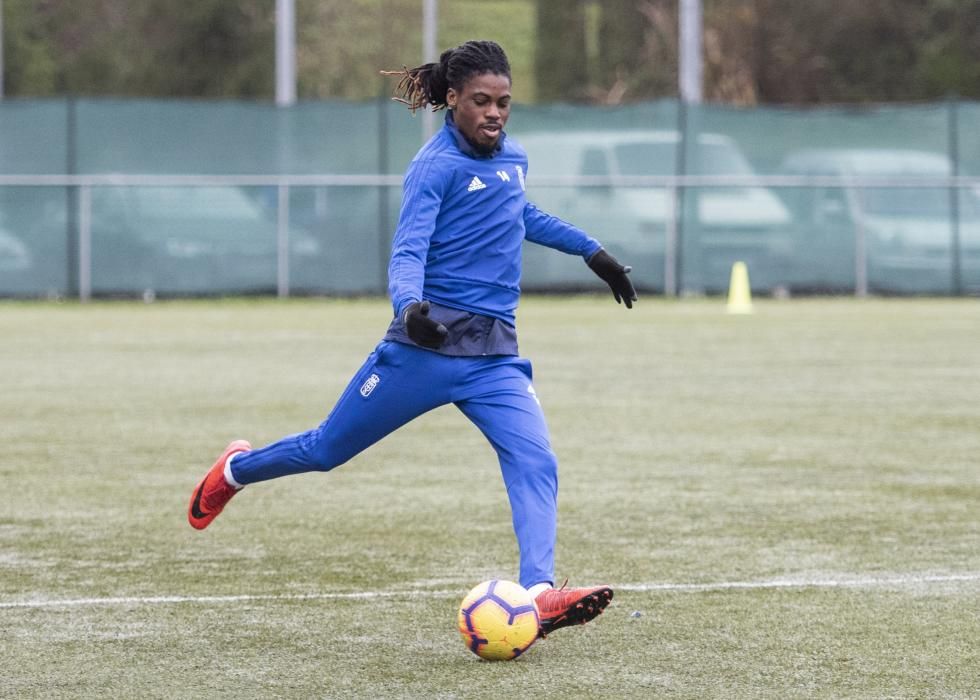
0, 207, 39, 295
513, 129, 792, 293
88, 186, 317, 293
0, 226, 32, 273
779, 148, 980, 293
0, 188, 72, 296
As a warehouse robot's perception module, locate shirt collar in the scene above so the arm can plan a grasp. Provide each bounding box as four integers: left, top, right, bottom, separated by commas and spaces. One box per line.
444, 110, 505, 159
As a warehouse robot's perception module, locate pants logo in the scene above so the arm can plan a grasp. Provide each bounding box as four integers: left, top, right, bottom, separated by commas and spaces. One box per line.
360, 373, 381, 397
527, 383, 541, 406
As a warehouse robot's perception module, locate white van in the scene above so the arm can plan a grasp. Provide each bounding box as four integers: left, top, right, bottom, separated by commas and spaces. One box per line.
780, 149, 980, 293
513, 130, 792, 293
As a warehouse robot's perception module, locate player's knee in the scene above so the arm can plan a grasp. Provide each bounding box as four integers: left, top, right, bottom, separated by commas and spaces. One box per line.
523, 446, 558, 483
305, 430, 347, 472
540, 448, 559, 473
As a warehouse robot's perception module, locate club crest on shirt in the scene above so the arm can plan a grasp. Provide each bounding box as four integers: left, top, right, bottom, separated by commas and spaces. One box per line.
360, 373, 381, 397
516, 165, 526, 191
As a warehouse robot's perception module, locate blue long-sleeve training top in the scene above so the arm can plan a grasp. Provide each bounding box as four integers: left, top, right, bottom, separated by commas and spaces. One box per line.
387, 112, 602, 330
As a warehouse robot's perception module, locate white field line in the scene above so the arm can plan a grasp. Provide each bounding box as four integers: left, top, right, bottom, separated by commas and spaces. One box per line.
615, 572, 980, 592
2, 572, 979, 610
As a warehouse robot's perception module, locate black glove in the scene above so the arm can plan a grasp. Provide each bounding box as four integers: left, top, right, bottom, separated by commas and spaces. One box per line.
403, 300, 448, 349
587, 249, 637, 308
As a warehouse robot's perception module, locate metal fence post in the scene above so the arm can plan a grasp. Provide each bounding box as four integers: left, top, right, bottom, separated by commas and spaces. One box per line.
664, 185, 678, 297
378, 95, 392, 294
275, 0, 297, 107
422, 0, 438, 141
673, 100, 690, 296
948, 96, 962, 296
66, 98, 78, 297
854, 188, 868, 297
277, 183, 290, 298
0, 0, 5, 100
78, 184, 92, 303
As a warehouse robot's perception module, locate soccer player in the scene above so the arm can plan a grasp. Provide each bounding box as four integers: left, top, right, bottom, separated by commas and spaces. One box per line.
188, 40, 636, 637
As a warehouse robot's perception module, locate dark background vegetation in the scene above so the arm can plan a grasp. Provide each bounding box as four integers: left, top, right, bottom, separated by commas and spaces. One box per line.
4, 0, 980, 104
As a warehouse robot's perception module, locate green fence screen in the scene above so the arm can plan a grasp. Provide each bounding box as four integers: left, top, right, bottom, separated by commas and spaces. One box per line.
1, 98, 977, 298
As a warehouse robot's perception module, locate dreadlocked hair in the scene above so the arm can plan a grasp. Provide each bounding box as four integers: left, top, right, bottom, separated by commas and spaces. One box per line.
381, 40, 511, 114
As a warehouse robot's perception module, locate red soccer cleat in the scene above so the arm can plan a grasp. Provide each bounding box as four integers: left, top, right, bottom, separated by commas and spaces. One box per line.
187, 440, 251, 530
534, 582, 613, 637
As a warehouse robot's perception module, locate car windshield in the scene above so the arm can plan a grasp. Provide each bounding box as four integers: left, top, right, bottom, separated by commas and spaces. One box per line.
613, 141, 753, 176
862, 188, 954, 218
693, 143, 754, 175
614, 143, 675, 176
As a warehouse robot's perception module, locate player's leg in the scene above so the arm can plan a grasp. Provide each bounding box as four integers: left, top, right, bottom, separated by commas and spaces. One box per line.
189, 341, 451, 529
230, 341, 452, 482
452, 356, 557, 588
453, 355, 612, 635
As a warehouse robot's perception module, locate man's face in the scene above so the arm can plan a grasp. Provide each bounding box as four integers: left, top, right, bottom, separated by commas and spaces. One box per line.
447, 72, 512, 155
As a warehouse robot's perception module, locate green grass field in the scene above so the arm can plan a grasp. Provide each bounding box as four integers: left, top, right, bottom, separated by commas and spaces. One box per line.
1, 296, 978, 698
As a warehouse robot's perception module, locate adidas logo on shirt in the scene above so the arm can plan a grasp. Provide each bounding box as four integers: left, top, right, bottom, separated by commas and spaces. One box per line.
467, 176, 487, 192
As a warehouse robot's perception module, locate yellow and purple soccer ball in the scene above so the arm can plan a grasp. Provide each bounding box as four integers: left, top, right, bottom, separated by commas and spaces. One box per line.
457, 579, 540, 660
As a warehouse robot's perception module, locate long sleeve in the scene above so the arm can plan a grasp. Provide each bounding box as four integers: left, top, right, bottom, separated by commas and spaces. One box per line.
388, 158, 447, 318
523, 201, 602, 259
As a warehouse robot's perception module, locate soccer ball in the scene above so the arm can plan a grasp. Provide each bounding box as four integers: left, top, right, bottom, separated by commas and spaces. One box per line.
457, 579, 540, 661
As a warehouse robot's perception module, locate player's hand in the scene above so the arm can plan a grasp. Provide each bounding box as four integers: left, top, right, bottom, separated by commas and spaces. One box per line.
403, 300, 448, 349
587, 249, 637, 309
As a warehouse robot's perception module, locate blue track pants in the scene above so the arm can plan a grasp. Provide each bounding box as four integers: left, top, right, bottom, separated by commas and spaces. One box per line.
229, 340, 557, 589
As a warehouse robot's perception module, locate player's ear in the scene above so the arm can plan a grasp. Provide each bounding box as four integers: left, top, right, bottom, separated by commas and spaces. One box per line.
446, 87, 458, 110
